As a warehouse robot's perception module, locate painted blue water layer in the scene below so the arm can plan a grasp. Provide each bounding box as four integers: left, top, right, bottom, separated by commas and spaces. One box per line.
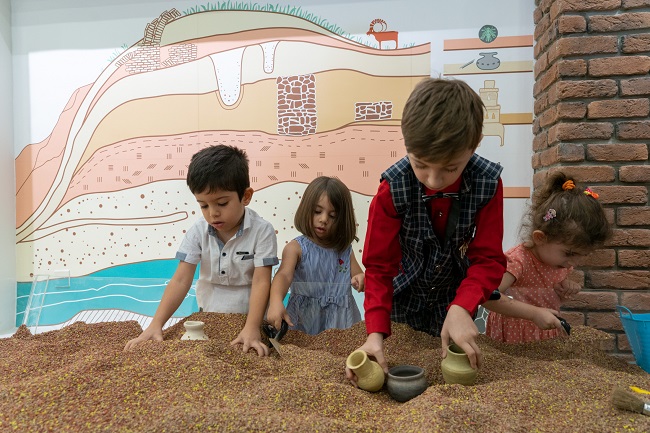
17, 260, 198, 327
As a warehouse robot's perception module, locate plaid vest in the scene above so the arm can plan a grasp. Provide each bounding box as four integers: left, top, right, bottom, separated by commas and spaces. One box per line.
381, 153, 502, 333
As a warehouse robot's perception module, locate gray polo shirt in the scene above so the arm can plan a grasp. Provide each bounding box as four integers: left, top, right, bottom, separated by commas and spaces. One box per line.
176, 207, 279, 313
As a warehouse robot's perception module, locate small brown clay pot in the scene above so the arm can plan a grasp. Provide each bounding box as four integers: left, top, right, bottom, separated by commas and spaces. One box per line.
346, 349, 385, 392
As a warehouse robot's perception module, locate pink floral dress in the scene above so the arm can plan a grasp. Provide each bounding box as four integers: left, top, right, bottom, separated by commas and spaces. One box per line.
485, 244, 570, 343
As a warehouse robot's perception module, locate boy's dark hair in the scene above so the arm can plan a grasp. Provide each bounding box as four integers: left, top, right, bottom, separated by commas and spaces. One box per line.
294, 176, 357, 253
524, 172, 612, 250
401, 78, 484, 163
186, 145, 250, 199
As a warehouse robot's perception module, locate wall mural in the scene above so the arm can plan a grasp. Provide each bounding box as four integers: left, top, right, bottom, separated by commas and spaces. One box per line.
14, 4, 534, 329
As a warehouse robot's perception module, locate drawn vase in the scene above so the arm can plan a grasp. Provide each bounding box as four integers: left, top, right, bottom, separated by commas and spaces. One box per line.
386, 365, 428, 402
181, 321, 209, 341
346, 349, 385, 392
440, 344, 478, 386
476, 52, 500, 70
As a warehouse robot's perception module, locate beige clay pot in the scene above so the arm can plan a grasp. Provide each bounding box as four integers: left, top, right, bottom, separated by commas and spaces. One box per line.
346, 349, 385, 392
440, 343, 478, 386
181, 321, 209, 340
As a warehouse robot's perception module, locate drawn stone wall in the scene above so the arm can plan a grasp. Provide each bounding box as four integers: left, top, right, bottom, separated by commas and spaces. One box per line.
277, 74, 317, 136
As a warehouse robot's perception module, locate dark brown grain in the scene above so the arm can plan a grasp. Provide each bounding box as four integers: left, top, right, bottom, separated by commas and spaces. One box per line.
1, 312, 649, 432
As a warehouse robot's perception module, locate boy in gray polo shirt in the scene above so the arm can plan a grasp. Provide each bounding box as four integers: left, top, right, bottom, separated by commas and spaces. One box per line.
125, 145, 279, 356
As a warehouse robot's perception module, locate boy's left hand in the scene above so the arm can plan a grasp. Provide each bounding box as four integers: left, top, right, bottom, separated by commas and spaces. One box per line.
231, 326, 269, 357
440, 305, 482, 369
351, 273, 365, 292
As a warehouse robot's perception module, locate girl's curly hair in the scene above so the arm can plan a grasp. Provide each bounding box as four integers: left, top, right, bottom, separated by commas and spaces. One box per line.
520, 172, 611, 250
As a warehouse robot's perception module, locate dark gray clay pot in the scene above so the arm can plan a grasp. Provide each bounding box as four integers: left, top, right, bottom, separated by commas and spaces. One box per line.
386, 365, 427, 402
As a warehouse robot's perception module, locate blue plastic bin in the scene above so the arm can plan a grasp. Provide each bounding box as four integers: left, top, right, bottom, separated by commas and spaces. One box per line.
617, 305, 650, 373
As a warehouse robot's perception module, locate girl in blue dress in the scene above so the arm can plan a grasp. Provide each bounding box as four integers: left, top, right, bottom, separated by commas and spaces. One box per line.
267, 176, 364, 335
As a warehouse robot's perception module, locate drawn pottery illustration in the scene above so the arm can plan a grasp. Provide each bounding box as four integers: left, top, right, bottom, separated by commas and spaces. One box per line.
476, 52, 500, 70
346, 349, 385, 392
440, 344, 478, 386
386, 365, 428, 402
181, 321, 209, 340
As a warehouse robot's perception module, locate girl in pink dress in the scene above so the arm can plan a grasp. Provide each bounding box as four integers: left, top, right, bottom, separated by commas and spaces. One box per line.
485, 172, 611, 343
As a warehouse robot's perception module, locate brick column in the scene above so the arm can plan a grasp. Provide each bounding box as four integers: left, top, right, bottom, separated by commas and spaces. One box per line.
533, 0, 650, 360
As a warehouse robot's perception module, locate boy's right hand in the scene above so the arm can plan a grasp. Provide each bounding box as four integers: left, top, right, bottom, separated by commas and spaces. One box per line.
266, 301, 294, 330
440, 305, 482, 369
123, 326, 163, 351
345, 333, 388, 387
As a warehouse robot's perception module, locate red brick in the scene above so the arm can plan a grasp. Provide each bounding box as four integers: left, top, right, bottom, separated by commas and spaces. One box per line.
556, 36, 618, 59
621, 292, 650, 310
534, 91, 550, 114
557, 102, 586, 119
557, 142, 585, 161
618, 207, 650, 225
587, 144, 649, 161
534, 13, 552, 40
557, 59, 588, 77
539, 0, 554, 15
538, 105, 557, 128
531, 153, 542, 170
587, 99, 650, 118
620, 77, 650, 96
556, 80, 617, 99
558, 0, 621, 12
563, 290, 618, 309
620, 165, 650, 182
587, 311, 624, 331
590, 270, 650, 289
544, 165, 615, 182
550, 122, 614, 143
558, 15, 587, 34
618, 121, 650, 139
534, 51, 550, 79
622, 34, 650, 53
537, 23, 559, 54
595, 186, 647, 204
536, 65, 559, 95
608, 229, 650, 247
533, 130, 548, 151
591, 12, 650, 32
582, 249, 616, 267
619, 250, 650, 267
624, 0, 650, 9
589, 56, 650, 77
617, 333, 631, 352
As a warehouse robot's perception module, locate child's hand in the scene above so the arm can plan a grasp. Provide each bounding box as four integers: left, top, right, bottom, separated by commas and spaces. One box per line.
554, 279, 581, 299
266, 301, 294, 331
530, 308, 564, 331
440, 305, 481, 369
123, 326, 163, 351
351, 273, 365, 292
345, 333, 387, 387
230, 326, 269, 357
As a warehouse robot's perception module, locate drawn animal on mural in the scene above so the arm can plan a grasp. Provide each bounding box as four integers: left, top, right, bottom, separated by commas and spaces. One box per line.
367, 19, 398, 49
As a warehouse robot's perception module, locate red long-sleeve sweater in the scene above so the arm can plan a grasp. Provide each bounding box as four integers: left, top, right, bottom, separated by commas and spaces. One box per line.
362, 177, 506, 337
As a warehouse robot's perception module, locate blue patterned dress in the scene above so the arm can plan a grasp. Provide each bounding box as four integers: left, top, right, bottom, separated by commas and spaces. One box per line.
285, 236, 362, 335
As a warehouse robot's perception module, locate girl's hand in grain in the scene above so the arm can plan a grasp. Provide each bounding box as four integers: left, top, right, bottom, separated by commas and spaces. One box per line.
123, 326, 163, 351
345, 333, 387, 386
553, 279, 581, 300
231, 326, 270, 357
440, 305, 481, 369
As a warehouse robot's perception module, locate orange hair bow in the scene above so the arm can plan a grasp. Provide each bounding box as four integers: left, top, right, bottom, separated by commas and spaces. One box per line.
562, 180, 575, 191
584, 187, 599, 199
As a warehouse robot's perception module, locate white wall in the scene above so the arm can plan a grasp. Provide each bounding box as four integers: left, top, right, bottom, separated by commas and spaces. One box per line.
0, 0, 16, 333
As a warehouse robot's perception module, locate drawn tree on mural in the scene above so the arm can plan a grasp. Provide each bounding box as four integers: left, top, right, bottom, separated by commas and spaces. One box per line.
479, 24, 498, 43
